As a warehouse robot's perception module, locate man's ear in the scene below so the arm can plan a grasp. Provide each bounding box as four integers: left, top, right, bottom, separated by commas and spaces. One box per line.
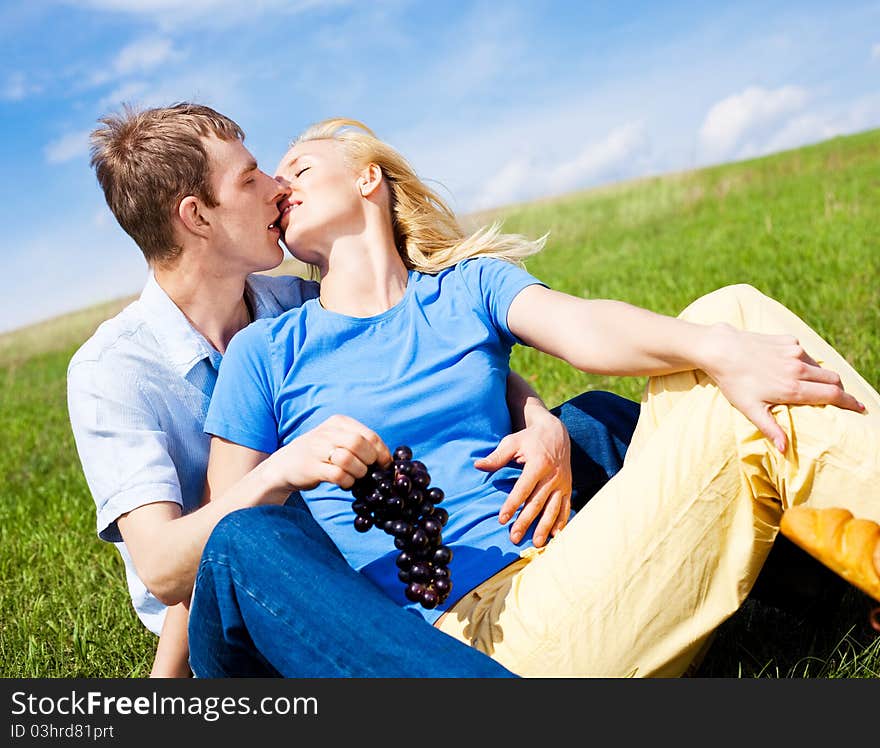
357, 163, 384, 198
177, 195, 211, 238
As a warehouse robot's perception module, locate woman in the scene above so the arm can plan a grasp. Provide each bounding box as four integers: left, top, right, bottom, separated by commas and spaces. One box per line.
202, 119, 880, 677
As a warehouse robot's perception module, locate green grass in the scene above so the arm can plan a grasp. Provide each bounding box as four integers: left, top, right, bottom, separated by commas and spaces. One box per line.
1, 130, 878, 677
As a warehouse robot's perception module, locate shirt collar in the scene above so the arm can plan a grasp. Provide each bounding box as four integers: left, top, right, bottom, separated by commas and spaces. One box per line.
139, 272, 222, 377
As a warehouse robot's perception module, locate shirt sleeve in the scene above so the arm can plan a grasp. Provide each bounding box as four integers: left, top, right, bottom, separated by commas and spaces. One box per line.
67, 356, 183, 543
204, 321, 280, 454
456, 257, 547, 347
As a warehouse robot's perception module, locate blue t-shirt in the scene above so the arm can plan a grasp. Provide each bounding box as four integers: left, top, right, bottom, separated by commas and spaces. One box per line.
205, 257, 548, 623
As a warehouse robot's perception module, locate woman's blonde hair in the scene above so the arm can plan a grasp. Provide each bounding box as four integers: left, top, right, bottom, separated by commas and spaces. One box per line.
292, 118, 546, 273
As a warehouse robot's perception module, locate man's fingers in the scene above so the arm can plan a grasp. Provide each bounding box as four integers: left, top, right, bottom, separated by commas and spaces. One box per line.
498, 462, 539, 524
474, 434, 518, 472
509, 480, 553, 544
551, 492, 571, 538
530, 491, 563, 547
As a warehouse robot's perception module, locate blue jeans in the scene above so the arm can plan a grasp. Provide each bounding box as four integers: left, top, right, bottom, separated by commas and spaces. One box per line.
188, 390, 641, 677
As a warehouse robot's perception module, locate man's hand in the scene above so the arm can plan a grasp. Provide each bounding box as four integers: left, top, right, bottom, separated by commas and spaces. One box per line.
475, 411, 572, 547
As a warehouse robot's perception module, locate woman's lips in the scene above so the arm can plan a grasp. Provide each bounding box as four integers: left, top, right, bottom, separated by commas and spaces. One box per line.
277, 201, 298, 231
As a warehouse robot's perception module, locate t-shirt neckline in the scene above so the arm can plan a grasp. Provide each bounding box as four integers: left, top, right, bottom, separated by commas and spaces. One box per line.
312, 269, 416, 325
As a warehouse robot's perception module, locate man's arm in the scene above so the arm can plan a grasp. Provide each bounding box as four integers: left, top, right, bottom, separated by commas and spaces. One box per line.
149, 602, 192, 678
115, 457, 290, 605
67, 354, 293, 607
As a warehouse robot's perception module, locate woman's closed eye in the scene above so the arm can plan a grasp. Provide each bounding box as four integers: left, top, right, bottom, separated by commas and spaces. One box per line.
295, 167, 310, 178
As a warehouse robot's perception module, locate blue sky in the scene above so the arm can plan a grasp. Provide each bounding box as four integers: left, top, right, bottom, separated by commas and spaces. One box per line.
1, 0, 879, 333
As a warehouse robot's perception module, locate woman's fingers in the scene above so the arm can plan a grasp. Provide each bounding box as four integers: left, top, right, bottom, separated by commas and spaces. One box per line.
786, 380, 865, 412
750, 405, 788, 453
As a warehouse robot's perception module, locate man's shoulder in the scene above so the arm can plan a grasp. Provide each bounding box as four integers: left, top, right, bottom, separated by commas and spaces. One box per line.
68, 298, 156, 373
248, 272, 320, 312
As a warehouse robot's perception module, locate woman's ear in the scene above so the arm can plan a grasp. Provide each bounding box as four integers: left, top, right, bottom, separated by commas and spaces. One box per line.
358, 163, 383, 198
177, 195, 211, 238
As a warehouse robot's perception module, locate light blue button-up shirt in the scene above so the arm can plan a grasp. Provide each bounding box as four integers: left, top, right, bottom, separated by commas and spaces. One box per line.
67, 271, 320, 634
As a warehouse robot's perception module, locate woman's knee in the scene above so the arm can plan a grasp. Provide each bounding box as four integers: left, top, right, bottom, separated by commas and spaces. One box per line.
677, 283, 766, 326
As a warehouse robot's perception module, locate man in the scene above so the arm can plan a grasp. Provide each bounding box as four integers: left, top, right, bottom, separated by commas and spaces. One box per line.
67, 102, 640, 676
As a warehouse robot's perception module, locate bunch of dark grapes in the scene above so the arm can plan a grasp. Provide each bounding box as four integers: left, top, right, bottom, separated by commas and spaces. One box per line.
349, 445, 453, 610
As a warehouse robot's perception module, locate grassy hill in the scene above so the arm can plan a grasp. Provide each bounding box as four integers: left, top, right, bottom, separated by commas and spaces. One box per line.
1, 131, 878, 677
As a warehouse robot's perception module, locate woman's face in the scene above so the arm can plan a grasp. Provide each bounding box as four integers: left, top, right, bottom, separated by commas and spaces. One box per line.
274, 138, 365, 264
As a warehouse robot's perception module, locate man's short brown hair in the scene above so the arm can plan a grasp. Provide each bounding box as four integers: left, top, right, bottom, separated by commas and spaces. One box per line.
90, 102, 244, 266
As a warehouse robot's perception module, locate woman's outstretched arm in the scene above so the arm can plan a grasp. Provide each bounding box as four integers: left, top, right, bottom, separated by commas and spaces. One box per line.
506, 284, 865, 452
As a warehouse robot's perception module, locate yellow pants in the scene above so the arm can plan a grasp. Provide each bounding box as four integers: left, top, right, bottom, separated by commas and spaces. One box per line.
436, 284, 880, 677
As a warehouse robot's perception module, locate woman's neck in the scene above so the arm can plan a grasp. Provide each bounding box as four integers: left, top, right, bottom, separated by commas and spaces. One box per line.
318, 222, 409, 318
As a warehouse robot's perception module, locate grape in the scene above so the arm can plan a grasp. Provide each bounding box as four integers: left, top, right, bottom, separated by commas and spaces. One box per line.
427, 487, 444, 504
411, 470, 430, 489
394, 446, 413, 461
393, 474, 412, 496
409, 529, 429, 550
409, 562, 431, 582
353, 515, 373, 533
420, 517, 442, 538
348, 444, 455, 610
432, 546, 453, 566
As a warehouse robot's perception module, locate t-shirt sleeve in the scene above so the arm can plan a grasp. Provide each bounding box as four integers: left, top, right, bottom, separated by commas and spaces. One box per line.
456, 257, 547, 346
204, 321, 280, 454
67, 356, 184, 543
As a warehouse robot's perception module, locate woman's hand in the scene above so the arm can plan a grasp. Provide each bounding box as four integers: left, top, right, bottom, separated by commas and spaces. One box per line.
702, 322, 866, 452
475, 410, 572, 547
265, 414, 392, 493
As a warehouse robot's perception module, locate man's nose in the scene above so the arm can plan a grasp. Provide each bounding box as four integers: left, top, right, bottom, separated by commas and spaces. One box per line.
273, 174, 292, 196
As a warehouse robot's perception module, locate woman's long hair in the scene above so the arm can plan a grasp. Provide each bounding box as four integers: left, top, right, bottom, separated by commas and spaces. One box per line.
292, 118, 546, 273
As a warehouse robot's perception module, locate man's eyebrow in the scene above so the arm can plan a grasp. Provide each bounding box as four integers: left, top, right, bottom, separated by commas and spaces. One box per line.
238, 159, 259, 178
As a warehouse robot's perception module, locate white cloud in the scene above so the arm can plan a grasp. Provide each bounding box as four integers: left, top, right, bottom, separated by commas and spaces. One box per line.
2, 72, 42, 101
872, 43, 880, 60
472, 121, 650, 211
473, 158, 534, 213
761, 92, 880, 155
44, 129, 92, 164
761, 113, 841, 154
113, 37, 175, 76
91, 37, 179, 86
97, 81, 149, 110
551, 122, 649, 193
60, 0, 349, 30
699, 85, 809, 160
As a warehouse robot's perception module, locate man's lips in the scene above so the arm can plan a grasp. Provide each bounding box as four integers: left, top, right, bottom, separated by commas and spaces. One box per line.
273, 201, 298, 231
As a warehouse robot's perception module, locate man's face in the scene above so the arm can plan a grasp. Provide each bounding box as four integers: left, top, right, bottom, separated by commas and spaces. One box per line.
200, 136, 289, 273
